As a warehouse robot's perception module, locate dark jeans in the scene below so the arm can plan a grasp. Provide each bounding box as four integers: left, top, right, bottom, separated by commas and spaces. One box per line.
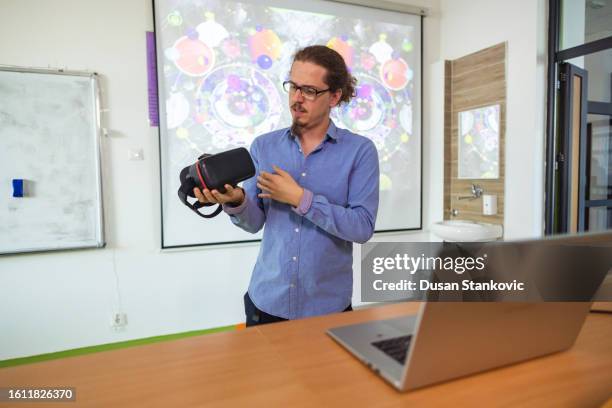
244, 292, 352, 327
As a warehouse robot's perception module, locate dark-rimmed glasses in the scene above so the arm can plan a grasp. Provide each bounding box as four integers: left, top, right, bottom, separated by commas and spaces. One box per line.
282, 80, 330, 101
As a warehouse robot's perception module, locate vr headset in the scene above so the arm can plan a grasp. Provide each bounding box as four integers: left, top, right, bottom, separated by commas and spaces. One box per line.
178, 147, 256, 218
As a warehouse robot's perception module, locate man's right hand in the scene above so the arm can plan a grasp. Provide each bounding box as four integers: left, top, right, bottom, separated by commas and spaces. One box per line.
193, 184, 245, 206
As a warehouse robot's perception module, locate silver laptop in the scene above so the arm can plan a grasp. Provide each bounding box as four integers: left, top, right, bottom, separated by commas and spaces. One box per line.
327, 232, 612, 391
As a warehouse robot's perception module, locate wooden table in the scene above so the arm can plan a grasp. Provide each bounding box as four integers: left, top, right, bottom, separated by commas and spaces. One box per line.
1, 303, 611, 407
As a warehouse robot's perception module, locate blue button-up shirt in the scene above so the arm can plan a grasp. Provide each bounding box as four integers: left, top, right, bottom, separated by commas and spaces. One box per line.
223, 120, 379, 319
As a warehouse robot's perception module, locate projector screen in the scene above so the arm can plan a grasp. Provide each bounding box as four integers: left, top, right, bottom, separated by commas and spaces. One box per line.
154, 0, 422, 247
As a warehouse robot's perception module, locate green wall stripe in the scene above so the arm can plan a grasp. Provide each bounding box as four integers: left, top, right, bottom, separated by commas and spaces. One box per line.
0, 324, 237, 369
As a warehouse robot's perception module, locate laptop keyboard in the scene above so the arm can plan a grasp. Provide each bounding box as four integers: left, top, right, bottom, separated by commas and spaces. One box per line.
371, 335, 412, 364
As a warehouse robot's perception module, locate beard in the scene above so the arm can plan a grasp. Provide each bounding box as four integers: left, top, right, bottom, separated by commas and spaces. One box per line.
291, 119, 305, 136
290, 102, 308, 136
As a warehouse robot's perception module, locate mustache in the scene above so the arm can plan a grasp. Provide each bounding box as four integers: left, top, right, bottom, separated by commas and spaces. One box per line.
291, 103, 307, 112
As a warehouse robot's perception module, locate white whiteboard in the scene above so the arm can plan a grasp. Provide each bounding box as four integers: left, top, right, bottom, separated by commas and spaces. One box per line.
0, 67, 104, 254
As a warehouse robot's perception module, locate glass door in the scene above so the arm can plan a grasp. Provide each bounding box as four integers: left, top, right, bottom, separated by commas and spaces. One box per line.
545, 0, 612, 234
556, 62, 612, 233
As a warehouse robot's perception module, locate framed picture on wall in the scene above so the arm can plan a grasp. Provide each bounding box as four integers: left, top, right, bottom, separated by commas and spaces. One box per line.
458, 104, 500, 179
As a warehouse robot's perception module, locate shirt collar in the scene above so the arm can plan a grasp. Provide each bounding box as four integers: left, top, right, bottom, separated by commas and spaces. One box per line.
286, 119, 340, 142
326, 119, 339, 141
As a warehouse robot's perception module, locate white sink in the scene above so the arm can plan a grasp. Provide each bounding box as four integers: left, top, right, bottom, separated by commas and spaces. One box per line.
431, 220, 503, 242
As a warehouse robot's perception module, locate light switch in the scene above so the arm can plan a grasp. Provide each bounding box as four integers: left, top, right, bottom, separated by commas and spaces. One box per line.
128, 148, 144, 161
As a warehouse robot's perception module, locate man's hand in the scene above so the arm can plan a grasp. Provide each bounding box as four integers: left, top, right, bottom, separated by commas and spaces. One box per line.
193, 184, 245, 206
257, 165, 304, 207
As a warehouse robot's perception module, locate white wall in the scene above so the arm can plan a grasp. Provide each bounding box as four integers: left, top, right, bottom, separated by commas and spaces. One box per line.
0, 0, 255, 360
1, 0, 547, 360
0, 0, 440, 360
438, 0, 548, 240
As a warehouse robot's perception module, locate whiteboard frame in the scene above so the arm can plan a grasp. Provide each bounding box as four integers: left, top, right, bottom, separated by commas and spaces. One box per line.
0, 66, 106, 255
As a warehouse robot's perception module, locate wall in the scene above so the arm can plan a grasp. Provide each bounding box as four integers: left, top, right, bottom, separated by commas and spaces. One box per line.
1, 0, 548, 360
438, 0, 548, 240
444, 43, 506, 227
0, 0, 439, 360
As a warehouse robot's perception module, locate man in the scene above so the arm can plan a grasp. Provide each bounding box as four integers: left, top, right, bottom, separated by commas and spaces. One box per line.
194, 45, 379, 326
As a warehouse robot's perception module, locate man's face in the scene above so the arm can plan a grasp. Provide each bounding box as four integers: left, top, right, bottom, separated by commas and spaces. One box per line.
288, 60, 341, 135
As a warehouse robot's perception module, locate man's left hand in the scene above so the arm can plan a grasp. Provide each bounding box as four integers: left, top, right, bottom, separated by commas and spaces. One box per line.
257, 165, 304, 207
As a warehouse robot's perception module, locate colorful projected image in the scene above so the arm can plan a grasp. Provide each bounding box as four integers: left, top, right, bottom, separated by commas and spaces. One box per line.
159, 0, 418, 186
458, 104, 500, 179
163, 11, 286, 151
157, 0, 421, 240
196, 64, 283, 149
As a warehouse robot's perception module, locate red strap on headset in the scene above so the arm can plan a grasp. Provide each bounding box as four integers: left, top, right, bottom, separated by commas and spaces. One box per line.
195, 160, 208, 191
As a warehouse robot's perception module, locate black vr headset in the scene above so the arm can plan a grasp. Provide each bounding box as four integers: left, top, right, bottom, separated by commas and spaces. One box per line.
178, 147, 256, 218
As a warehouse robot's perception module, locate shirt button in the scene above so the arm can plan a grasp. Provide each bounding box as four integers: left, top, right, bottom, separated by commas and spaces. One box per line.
301, 172, 306, 177
292, 256, 297, 261
294, 228, 299, 233
290, 284, 295, 288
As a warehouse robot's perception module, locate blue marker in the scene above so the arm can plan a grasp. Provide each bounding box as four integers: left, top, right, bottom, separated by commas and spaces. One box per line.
12, 179, 24, 197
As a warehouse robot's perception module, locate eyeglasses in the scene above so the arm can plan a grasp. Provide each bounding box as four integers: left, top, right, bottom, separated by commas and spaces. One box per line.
282, 80, 330, 101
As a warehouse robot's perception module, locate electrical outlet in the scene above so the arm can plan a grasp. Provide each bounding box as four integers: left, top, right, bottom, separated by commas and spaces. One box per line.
112, 312, 128, 328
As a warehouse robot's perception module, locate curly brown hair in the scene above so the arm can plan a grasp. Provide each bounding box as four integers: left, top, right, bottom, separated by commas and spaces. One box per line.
292, 45, 357, 106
